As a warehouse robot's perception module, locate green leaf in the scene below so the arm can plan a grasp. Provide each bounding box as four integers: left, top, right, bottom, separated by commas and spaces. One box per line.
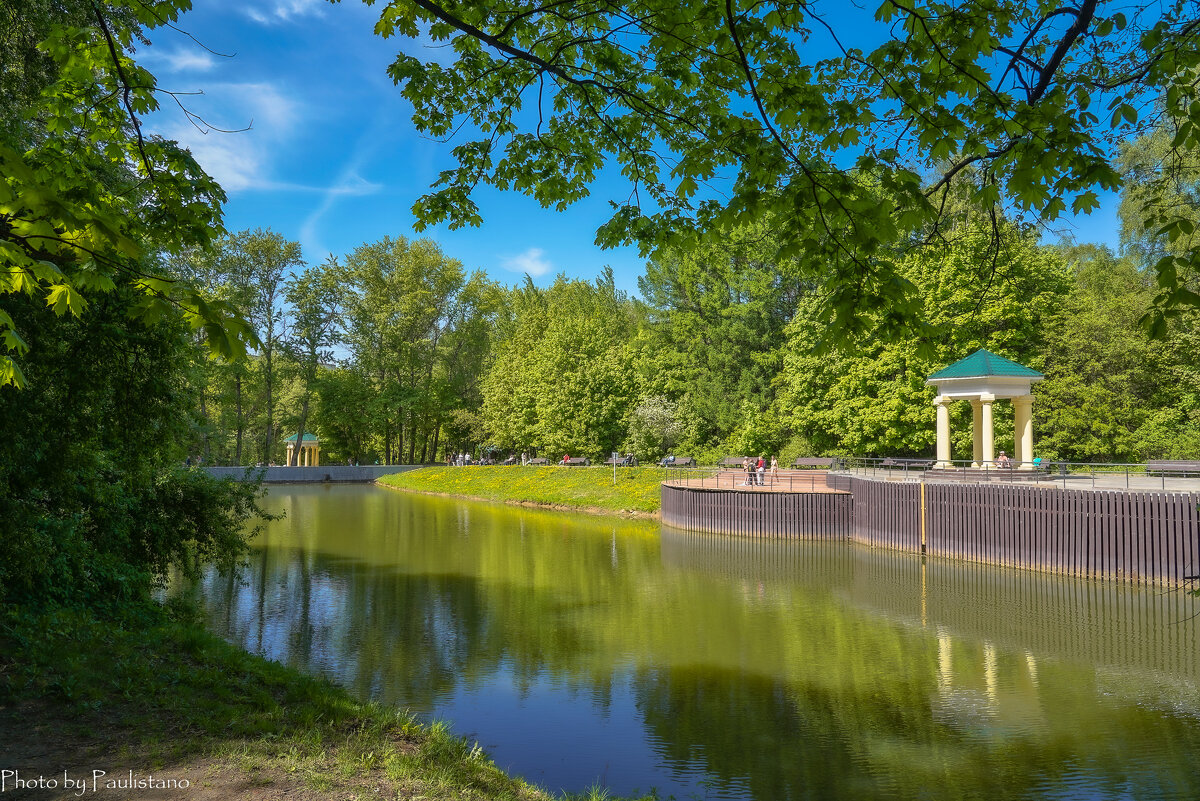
44, 284, 87, 316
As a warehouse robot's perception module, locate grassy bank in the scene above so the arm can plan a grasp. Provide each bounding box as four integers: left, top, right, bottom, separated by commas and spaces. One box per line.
0, 603, 634, 800
376, 465, 708, 515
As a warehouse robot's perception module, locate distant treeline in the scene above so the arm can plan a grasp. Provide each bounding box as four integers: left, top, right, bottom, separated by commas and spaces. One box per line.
181, 209, 1200, 467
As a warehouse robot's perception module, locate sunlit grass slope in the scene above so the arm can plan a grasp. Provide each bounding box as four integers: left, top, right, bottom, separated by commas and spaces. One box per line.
377, 465, 704, 514
1, 604, 638, 801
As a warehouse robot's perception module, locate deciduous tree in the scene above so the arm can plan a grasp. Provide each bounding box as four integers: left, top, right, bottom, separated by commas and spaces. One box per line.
368, 0, 1200, 336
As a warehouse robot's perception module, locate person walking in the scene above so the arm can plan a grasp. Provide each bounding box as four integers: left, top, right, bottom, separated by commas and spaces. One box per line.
742, 456, 752, 486
770, 455, 779, 485
756, 455, 766, 487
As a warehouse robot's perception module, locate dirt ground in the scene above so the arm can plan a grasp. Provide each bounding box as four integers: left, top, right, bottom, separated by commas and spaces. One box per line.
0, 699, 395, 801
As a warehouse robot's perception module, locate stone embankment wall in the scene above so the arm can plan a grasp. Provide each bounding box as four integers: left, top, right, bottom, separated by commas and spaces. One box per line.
204, 465, 423, 483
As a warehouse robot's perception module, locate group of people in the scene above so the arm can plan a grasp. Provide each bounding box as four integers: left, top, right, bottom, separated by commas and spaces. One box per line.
742, 455, 778, 486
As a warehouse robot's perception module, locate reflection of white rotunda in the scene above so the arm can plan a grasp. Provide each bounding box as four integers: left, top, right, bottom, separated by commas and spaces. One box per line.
926, 349, 1044, 469
932, 629, 1046, 735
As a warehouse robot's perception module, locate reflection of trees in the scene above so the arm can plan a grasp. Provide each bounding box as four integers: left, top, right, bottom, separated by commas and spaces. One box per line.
186, 486, 1200, 800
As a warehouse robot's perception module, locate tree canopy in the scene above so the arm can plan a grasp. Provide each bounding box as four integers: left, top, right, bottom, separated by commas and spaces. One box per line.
1, 0, 252, 388
371, 0, 1200, 336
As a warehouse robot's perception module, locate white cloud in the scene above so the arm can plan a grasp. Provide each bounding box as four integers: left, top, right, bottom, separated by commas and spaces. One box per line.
155, 82, 299, 192
143, 48, 218, 73
502, 247, 553, 277
243, 0, 325, 25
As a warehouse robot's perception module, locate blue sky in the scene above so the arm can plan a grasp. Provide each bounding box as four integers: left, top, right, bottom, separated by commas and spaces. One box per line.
141, 0, 1121, 296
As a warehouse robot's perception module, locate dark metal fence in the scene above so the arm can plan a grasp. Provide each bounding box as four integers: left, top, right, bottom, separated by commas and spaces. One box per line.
661, 484, 852, 538
922, 483, 1200, 586
847, 477, 921, 552
661, 477, 1200, 588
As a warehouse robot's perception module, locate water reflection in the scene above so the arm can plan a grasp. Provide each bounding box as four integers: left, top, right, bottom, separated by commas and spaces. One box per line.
179, 485, 1200, 800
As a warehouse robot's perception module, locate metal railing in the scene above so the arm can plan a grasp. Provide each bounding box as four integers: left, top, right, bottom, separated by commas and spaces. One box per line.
841, 456, 1200, 491
660, 465, 847, 493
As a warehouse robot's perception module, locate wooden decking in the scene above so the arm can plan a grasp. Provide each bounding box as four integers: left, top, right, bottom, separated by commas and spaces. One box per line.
663, 469, 847, 493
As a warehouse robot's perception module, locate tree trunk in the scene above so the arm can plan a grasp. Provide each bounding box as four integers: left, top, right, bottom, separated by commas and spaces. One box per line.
198, 382, 212, 463
430, 421, 440, 465
396, 406, 405, 464
235, 372, 244, 465
407, 414, 418, 465
290, 394, 311, 467
264, 347, 275, 465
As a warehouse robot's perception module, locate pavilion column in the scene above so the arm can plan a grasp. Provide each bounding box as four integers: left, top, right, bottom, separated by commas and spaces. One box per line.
970, 399, 983, 468
1013, 395, 1034, 469
313, 446, 320, 467
287, 443, 294, 467
980, 393, 995, 465
934, 396, 952, 468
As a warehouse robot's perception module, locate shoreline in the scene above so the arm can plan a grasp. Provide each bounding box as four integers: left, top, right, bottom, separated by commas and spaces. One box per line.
373, 480, 662, 519
372, 465, 676, 518
0, 605, 639, 801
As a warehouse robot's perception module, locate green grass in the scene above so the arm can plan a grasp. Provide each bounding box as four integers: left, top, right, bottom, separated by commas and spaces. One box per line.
0, 602, 651, 800
377, 465, 711, 514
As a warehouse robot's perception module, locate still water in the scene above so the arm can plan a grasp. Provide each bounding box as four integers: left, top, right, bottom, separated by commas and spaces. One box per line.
183, 484, 1200, 800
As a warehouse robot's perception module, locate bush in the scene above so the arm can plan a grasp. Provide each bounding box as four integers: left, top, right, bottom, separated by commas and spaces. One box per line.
0, 289, 265, 611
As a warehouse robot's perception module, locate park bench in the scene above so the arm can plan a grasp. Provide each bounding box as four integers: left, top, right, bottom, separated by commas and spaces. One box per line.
791, 457, 834, 469
881, 457, 935, 470
561, 457, 590, 466
660, 456, 696, 468
1147, 460, 1200, 476
527, 457, 549, 465
604, 454, 638, 466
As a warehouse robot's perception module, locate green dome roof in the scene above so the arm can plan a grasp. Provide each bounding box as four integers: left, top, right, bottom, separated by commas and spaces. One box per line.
929, 349, 1043, 380
284, 433, 319, 443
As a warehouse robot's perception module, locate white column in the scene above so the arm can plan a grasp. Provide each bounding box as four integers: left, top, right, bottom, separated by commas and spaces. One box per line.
935, 396, 951, 468
970, 399, 983, 468
980, 393, 995, 465
1014, 395, 1034, 469
287, 443, 294, 466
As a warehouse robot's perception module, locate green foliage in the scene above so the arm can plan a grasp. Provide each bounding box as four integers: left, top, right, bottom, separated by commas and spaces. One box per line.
1116, 79, 1200, 336
1036, 246, 1200, 461
634, 219, 809, 451
336, 235, 502, 464
481, 272, 638, 459
371, 0, 1200, 333
0, 604, 560, 800
778, 217, 1069, 457
0, 285, 263, 610
312, 365, 382, 464
0, 1, 254, 388
624, 396, 683, 462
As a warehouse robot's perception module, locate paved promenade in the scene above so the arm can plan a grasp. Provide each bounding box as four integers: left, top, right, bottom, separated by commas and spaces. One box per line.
663, 469, 847, 493
663, 467, 1200, 494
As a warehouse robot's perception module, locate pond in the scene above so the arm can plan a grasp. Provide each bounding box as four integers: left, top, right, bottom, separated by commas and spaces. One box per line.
181, 484, 1200, 800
